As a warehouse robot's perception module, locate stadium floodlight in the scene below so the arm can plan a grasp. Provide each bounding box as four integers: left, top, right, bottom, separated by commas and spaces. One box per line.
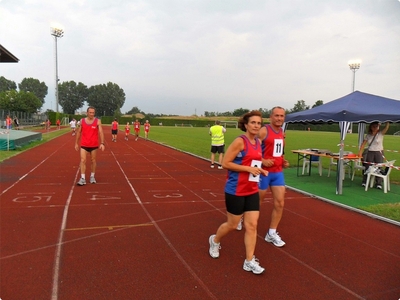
348, 60, 361, 136
51, 26, 64, 113
348, 60, 361, 92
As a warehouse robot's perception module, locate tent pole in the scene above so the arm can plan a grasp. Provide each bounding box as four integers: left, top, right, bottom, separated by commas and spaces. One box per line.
336, 141, 344, 195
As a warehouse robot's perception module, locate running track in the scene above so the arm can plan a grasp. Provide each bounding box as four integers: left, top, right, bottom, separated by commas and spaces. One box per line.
1, 130, 399, 300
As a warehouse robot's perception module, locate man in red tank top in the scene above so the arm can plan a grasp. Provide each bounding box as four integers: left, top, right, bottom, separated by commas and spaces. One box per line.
133, 119, 140, 141
74, 106, 105, 185
144, 120, 150, 140
258, 106, 289, 247
111, 118, 119, 142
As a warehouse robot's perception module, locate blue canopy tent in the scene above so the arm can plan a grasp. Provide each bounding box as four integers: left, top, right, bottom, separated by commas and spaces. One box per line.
284, 91, 400, 194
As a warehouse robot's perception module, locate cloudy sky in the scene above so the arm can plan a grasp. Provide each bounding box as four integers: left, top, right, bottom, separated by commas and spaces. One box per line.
1, 0, 400, 116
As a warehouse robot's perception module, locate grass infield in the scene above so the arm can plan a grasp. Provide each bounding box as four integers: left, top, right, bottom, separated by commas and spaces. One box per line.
147, 126, 400, 183
147, 126, 400, 222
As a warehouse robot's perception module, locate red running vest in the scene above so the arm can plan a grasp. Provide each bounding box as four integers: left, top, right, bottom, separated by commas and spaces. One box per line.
80, 118, 99, 147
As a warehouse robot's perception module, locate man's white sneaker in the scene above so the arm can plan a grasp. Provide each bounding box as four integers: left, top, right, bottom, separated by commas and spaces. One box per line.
210, 164, 215, 168
208, 234, 220, 258
218, 165, 223, 169
236, 217, 243, 231
265, 232, 286, 247
243, 256, 265, 274
77, 178, 86, 186
90, 176, 96, 184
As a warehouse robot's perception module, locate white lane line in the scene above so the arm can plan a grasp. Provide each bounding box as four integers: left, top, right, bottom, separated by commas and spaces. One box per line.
0, 210, 213, 260
110, 149, 218, 299
51, 168, 79, 300
137, 146, 366, 299
0, 138, 72, 197
1, 158, 55, 196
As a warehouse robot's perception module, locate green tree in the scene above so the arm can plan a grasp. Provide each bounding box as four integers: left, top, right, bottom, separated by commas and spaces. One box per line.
113, 107, 122, 119
0, 90, 20, 111
218, 111, 232, 116
0, 76, 17, 92
87, 82, 126, 116
312, 100, 324, 108
0, 90, 42, 113
232, 108, 249, 116
18, 77, 48, 105
58, 81, 88, 114
126, 106, 143, 115
290, 100, 309, 113
22, 91, 43, 113
204, 111, 216, 117
258, 108, 271, 118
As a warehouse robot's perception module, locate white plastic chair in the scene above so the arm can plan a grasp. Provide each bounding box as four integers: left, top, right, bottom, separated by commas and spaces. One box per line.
327, 151, 352, 179
302, 154, 322, 176
351, 159, 365, 181
365, 160, 396, 193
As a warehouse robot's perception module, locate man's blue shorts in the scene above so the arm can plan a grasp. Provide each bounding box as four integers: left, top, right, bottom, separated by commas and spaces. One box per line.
258, 172, 285, 190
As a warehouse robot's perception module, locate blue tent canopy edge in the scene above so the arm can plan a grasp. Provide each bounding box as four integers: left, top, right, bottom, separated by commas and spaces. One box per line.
285, 91, 400, 124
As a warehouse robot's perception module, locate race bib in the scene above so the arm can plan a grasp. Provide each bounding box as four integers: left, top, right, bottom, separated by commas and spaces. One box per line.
273, 139, 284, 157
248, 160, 262, 182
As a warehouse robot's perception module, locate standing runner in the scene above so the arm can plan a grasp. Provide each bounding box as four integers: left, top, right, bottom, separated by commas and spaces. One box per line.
69, 118, 77, 135
209, 120, 226, 169
125, 122, 130, 140
5, 115, 12, 130
13, 116, 20, 130
111, 118, 119, 142
75, 106, 105, 185
133, 119, 140, 141
144, 120, 151, 140
45, 119, 51, 131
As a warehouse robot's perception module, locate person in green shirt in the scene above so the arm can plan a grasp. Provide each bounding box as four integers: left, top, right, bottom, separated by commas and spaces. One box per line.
209, 120, 226, 169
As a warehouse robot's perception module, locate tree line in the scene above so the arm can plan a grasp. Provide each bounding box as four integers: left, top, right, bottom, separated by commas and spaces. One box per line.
0, 76, 126, 115
1, 75, 324, 118
204, 100, 324, 118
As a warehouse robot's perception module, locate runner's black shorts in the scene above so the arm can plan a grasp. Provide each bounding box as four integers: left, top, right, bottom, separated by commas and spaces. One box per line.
225, 192, 260, 215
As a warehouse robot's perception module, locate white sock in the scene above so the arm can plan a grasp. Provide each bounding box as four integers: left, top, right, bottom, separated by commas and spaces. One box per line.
81, 174, 85, 179
91, 172, 95, 177
269, 229, 276, 236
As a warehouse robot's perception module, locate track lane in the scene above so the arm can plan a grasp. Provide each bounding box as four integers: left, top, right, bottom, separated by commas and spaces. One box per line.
1, 132, 399, 300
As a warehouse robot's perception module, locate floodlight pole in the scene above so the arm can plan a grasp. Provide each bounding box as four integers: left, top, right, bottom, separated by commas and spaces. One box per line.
347, 60, 361, 133
348, 61, 361, 92
51, 27, 64, 113
338, 60, 361, 195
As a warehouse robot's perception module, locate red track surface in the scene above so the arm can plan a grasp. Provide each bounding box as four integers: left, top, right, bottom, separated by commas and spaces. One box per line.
1, 130, 399, 300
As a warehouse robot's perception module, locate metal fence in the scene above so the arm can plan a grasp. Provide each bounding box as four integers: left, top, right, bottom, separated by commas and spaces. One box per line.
1, 110, 48, 128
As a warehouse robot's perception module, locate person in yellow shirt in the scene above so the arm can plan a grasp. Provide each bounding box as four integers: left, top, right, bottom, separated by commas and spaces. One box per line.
209, 120, 226, 169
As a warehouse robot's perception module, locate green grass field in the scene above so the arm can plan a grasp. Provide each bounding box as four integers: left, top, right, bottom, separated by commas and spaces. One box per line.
147, 126, 400, 221
147, 126, 400, 183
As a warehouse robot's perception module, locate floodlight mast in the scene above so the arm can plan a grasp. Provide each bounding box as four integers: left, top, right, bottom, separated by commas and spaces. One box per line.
51, 27, 64, 113
348, 60, 361, 92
